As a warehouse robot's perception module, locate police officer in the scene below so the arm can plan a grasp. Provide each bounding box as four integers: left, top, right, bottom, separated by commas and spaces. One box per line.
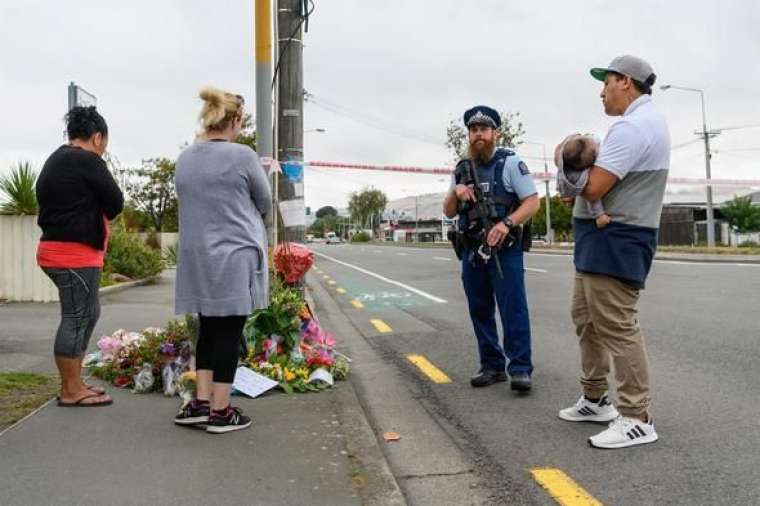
443, 106, 540, 391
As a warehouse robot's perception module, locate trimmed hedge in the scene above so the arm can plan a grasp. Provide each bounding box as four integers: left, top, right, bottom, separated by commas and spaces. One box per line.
105, 228, 164, 281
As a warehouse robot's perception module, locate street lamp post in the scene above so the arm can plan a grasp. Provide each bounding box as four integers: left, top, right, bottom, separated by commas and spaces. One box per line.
660, 84, 718, 248
523, 141, 552, 243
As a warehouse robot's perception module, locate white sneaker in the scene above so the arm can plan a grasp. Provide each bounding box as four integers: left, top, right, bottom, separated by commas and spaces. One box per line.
559, 394, 619, 423
588, 415, 658, 449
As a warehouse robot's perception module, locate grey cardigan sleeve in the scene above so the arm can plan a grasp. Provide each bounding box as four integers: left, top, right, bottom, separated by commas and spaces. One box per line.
247, 152, 273, 217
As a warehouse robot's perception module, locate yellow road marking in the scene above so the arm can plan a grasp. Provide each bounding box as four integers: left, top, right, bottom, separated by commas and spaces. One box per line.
530, 468, 602, 506
350, 299, 364, 309
328, 280, 336, 285
336, 288, 347, 294
370, 319, 392, 333
405, 354, 452, 384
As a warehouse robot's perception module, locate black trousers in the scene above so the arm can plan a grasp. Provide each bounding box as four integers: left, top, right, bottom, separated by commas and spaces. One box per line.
196, 315, 247, 383
43, 267, 102, 358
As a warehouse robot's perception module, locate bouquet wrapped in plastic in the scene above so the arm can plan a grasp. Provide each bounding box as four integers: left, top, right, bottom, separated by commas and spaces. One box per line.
273, 242, 314, 284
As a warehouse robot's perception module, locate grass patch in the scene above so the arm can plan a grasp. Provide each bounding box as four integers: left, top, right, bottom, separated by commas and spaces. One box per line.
0, 372, 58, 431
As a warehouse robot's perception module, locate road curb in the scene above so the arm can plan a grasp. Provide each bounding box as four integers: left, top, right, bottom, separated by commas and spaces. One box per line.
304, 283, 408, 506
98, 277, 156, 297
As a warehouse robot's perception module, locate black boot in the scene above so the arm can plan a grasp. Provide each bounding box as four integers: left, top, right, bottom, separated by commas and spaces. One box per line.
470, 370, 508, 388
510, 373, 532, 392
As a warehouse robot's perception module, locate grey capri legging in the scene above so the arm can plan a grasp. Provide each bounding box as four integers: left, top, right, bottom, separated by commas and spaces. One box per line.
43, 267, 102, 358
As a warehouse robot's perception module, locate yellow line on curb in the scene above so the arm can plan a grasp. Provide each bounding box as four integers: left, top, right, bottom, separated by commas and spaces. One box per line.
370, 319, 392, 333
350, 299, 364, 309
530, 468, 602, 506
336, 288, 347, 294
406, 354, 452, 384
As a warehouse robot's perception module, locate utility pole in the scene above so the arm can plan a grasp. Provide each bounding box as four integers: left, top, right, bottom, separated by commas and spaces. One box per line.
415, 195, 419, 243
523, 141, 552, 243
699, 94, 717, 248
276, 0, 305, 243
254, 0, 275, 245
660, 84, 718, 247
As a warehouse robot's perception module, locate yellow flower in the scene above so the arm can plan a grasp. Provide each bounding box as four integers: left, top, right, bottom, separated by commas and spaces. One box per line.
180, 371, 197, 382
284, 368, 296, 382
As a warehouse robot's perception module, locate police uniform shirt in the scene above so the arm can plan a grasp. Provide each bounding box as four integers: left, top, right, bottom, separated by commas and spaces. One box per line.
573, 94, 670, 287
449, 150, 538, 200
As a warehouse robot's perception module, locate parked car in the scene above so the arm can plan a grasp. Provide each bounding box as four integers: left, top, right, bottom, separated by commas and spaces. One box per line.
325, 232, 342, 244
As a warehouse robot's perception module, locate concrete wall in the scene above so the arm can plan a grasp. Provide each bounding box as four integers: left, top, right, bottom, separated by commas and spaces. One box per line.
0, 217, 178, 302
0, 215, 58, 302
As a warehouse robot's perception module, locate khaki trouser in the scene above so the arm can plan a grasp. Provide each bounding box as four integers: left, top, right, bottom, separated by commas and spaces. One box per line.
571, 271, 650, 418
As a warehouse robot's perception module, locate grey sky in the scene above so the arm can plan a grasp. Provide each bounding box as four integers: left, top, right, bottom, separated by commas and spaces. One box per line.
1, 1, 758, 210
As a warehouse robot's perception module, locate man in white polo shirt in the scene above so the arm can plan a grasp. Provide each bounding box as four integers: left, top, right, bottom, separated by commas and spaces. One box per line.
557, 55, 670, 449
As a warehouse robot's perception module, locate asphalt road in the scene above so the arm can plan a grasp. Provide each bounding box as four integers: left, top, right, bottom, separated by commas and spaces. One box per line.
308, 243, 760, 506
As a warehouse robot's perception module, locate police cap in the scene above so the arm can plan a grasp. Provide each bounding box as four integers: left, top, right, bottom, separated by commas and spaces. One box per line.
463, 105, 501, 129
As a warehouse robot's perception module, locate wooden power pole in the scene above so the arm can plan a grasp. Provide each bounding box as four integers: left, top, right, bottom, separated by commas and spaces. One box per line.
276, 0, 305, 243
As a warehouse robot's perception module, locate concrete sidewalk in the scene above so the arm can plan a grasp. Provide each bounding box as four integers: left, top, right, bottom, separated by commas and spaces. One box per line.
0, 271, 399, 506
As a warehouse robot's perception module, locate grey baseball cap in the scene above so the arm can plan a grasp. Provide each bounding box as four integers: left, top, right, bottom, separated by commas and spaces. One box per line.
590, 55, 656, 84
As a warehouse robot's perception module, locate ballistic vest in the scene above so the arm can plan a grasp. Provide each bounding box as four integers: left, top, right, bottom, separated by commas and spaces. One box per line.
456, 148, 519, 234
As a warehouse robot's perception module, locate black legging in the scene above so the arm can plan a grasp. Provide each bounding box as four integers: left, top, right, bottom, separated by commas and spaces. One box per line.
196, 315, 247, 383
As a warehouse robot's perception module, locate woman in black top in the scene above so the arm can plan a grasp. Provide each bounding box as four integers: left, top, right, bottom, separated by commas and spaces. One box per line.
36, 106, 123, 407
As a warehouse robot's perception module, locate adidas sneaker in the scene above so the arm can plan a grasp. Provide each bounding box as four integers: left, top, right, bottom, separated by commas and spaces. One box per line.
588, 415, 658, 449
558, 394, 619, 423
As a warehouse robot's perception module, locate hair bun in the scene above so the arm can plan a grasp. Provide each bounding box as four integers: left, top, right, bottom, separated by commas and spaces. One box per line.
199, 86, 224, 107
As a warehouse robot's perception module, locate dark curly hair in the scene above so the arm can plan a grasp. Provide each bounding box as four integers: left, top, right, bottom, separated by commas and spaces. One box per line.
65, 106, 108, 141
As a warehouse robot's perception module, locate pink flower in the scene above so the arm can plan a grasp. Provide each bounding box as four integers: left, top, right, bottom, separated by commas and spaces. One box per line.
97, 336, 123, 358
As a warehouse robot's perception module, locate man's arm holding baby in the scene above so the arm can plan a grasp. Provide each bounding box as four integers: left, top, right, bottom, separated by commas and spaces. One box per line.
581, 167, 618, 201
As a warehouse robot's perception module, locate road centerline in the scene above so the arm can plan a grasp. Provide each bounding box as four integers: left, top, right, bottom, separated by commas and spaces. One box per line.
406, 354, 452, 384
530, 468, 602, 506
370, 319, 393, 333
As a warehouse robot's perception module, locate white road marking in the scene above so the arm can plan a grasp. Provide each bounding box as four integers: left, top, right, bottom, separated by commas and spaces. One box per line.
433, 257, 452, 262
312, 251, 448, 304
525, 267, 548, 273
397, 252, 409, 256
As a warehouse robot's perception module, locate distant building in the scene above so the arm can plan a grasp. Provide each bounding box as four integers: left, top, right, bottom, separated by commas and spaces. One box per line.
660, 188, 760, 245
380, 193, 449, 242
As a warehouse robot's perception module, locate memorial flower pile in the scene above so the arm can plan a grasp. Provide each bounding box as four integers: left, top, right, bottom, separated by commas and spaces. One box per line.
86, 245, 348, 397
85, 317, 197, 396
243, 276, 350, 393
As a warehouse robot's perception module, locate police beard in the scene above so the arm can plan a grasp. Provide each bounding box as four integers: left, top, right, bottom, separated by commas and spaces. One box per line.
469, 138, 496, 165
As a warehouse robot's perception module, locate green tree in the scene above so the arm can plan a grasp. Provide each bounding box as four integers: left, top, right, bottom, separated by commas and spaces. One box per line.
445, 111, 525, 163
532, 195, 574, 241
125, 158, 177, 232
234, 113, 256, 151
348, 187, 387, 232
308, 214, 339, 238
315, 205, 338, 218
721, 195, 760, 233
0, 162, 38, 215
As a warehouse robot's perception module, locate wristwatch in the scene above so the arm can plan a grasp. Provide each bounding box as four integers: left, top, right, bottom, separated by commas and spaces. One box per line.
503, 217, 515, 229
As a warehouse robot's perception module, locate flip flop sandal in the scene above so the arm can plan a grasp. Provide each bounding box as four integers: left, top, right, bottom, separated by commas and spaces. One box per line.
56, 383, 106, 400
57, 392, 113, 407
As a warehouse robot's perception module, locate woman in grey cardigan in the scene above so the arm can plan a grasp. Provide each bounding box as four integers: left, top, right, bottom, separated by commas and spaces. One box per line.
173, 86, 272, 434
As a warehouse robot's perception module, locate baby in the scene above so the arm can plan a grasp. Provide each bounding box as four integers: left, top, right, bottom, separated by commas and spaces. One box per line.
555, 134, 611, 229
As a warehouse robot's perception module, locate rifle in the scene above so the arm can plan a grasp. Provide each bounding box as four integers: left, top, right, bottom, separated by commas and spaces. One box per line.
458, 159, 504, 279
